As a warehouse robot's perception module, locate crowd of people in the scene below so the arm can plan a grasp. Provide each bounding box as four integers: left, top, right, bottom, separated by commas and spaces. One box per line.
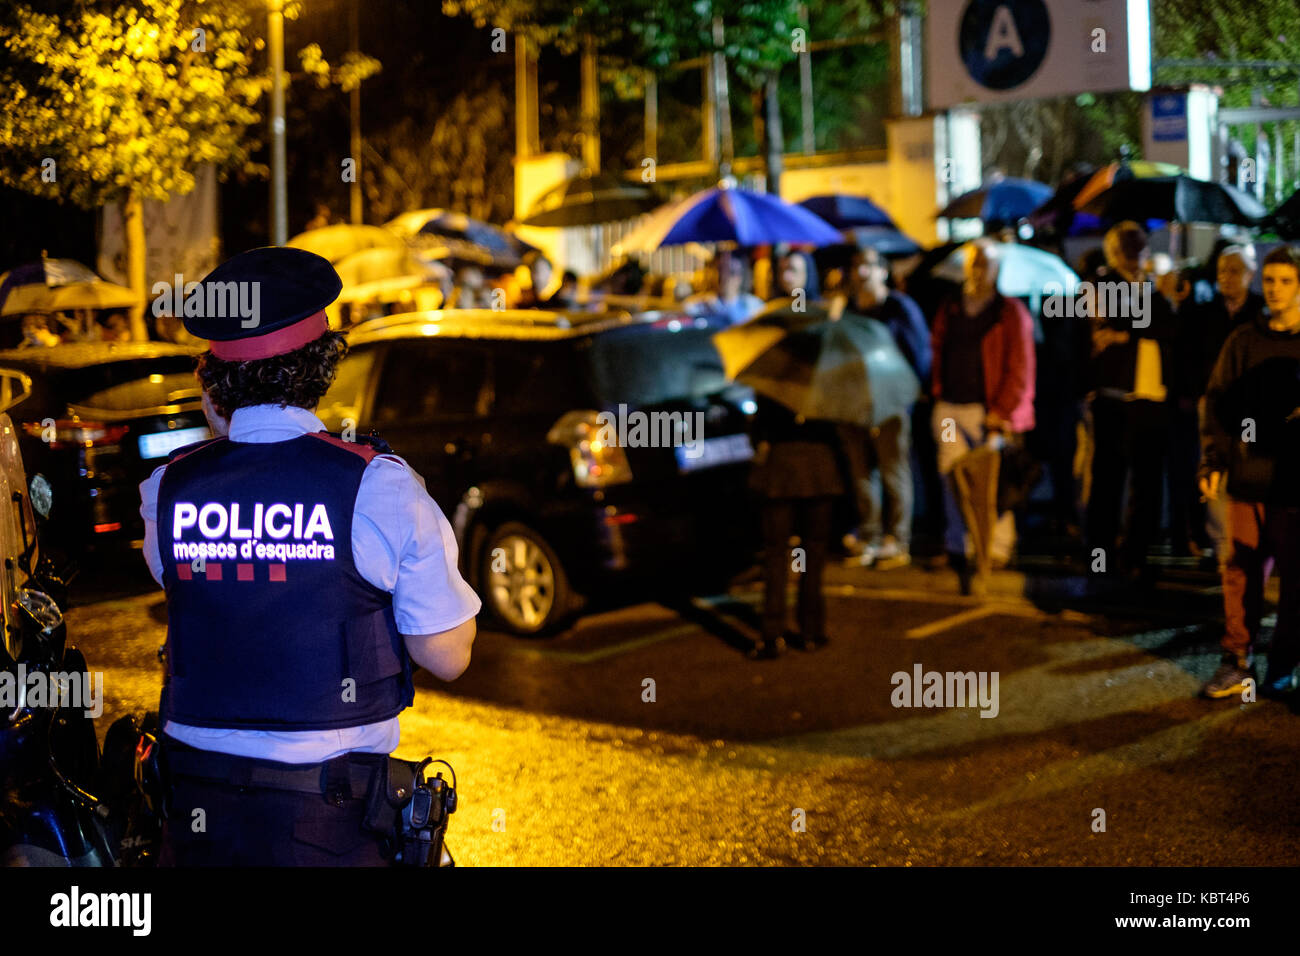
14, 308, 132, 349
706, 224, 1299, 701
17, 220, 1295, 696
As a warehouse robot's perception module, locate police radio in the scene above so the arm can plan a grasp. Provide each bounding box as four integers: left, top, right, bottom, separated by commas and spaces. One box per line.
395, 757, 457, 867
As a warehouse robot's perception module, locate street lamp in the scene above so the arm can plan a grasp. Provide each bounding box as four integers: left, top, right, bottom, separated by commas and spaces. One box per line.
268, 0, 288, 245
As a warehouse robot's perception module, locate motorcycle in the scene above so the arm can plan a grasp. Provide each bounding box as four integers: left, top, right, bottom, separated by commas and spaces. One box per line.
0, 383, 163, 865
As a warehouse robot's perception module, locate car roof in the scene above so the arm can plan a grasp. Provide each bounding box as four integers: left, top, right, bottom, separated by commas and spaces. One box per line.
0, 342, 202, 369
345, 308, 682, 345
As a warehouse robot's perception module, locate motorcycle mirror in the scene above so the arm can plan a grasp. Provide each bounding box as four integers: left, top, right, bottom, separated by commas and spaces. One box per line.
18, 587, 63, 635
8, 587, 63, 668
29, 474, 52, 520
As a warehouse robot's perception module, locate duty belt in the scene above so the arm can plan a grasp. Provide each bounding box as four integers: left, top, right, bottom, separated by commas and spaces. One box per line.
161, 736, 384, 800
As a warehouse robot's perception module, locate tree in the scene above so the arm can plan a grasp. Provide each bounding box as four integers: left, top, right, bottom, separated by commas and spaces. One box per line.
362, 83, 515, 224
443, 0, 830, 191
1153, 0, 1300, 200
0, 0, 262, 339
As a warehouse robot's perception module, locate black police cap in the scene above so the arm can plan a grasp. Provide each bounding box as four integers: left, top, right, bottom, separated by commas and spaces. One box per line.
182, 246, 342, 360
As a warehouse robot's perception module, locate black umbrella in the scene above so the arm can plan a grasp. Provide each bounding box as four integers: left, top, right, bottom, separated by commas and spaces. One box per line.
842, 226, 923, 258
712, 301, 920, 428
1079, 176, 1267, 227
797, 194, 896, 230
939, 177, 1053, 226
1025, 166, 1097, 238
520, 173, 660, 228
1265, 187, 1300, 238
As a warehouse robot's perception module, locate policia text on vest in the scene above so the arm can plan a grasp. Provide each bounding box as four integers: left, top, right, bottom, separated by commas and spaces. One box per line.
170, 501, 337, 565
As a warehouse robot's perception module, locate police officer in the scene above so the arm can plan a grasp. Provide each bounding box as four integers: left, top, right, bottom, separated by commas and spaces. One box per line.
138, 247, 480, 865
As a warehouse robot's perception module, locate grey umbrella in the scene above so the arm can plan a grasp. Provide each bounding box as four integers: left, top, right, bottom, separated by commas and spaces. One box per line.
713, 301, 920, 428
520, 173, 660, 228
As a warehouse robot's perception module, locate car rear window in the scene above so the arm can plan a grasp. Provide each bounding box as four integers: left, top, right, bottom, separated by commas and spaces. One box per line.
582, 324, 729, 407
54, 356, 198, 405
491, 341, 593, 415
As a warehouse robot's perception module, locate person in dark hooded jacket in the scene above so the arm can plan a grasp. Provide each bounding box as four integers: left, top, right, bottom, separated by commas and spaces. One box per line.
1198, 245, 1300, 701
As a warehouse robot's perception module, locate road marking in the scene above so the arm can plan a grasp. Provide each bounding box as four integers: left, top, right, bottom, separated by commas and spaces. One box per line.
503, 622, 698, 663
904, 605, 1003, 639
904, 601, 1094, 639
929, 708, 1243, 825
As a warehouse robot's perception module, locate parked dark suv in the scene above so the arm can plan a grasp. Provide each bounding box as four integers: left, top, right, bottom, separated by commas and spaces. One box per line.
319, 309, 759, 635
0, 342, 207, 556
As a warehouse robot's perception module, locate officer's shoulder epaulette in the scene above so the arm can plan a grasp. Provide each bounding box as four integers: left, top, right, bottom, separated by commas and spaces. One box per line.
319, 431, 396, 456
165, 435, 225, 464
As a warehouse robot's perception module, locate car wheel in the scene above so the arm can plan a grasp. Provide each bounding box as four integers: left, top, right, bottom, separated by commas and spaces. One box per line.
481, 521, 576, 636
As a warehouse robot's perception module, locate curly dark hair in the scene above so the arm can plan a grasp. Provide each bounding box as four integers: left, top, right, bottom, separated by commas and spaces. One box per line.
197, 330, 348, 418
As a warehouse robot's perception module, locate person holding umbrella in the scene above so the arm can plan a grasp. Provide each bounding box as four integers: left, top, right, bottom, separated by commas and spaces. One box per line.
685, 251, 763, 326
770, 246, 821, 303
1084, 221, 1179, 583
18, 313, 61, 348
746, 392, 851, 658
839, 245, 932, 568
714, 301, 918, 656
929, 240, 1036, 594
516, 250, 561, 308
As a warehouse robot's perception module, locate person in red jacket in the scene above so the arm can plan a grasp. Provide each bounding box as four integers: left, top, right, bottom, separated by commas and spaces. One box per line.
929, 240, 1036, 592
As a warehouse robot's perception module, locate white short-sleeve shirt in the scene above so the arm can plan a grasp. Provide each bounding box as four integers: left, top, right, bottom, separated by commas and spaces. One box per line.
138, 403, 481, 763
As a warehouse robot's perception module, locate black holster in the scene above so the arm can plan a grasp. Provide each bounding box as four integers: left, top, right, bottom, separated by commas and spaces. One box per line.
361, 756, 419, 838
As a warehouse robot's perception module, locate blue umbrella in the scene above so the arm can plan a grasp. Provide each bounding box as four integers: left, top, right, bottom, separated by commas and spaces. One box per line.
940, 178, 1054, 225
616, 186, 844, 252
798, 194, 896, 230
0, 258, 100, 306
0, 257, 136, 316
934, 242, 1080, 298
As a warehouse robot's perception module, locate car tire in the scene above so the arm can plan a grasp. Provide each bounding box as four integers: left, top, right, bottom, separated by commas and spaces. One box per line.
480, 521, 579, 637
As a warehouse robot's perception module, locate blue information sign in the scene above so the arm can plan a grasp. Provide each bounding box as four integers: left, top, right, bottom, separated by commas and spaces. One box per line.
1150, 93, 1188, 142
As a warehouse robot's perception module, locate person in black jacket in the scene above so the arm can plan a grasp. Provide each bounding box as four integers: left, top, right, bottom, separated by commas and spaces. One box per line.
1085, 222, 1179, 581
1174, 245, 1264, 561
747, 395, 851, 659
1198, 245, 1300, 701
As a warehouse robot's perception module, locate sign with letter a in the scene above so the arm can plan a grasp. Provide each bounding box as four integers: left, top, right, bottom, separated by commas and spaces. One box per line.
928, 0, 1151, 108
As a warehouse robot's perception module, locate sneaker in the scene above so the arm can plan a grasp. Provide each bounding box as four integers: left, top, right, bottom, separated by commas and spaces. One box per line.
841, 533, 877, 565
784, 630, 829, 652
1261, 666, 1298, 700
746, 637, 785, 660
874, 536, 911, 570
948, 552, 973, 596
1201, 654, 1255, 699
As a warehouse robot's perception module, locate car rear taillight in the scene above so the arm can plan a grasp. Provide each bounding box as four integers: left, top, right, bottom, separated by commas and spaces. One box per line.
22, 419, 130, 449
547, 410, 634, 488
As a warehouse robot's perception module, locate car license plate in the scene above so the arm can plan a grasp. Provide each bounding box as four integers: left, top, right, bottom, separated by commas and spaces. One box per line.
675, 433, 754, 473
138, 426, 210, 460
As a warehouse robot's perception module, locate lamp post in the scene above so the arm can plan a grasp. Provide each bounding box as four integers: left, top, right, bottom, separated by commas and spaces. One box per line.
268, 0, 288, 245
349, 0, 362, 224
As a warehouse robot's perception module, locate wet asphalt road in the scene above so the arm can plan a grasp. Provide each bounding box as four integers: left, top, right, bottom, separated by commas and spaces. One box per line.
68, 547, 1300, 866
